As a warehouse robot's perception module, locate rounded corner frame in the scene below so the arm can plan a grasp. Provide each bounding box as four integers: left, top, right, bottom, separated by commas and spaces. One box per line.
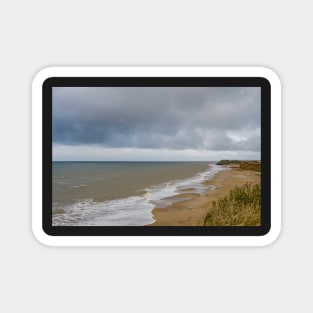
32, 66, 281, 246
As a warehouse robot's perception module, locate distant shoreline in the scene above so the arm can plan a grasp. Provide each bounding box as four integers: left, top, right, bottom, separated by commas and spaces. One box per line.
147, 164, 261, 226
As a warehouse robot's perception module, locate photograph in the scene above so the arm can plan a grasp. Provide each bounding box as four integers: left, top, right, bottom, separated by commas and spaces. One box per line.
52, 86, 261, 227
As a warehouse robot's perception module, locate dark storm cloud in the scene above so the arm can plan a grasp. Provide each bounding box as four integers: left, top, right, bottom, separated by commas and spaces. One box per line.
52, 87, 260, 152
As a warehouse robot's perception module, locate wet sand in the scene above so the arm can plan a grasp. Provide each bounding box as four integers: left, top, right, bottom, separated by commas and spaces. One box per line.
148, 165, 261, 226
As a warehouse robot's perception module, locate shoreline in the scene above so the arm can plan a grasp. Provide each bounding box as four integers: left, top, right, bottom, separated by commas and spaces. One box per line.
147, 165, 261, 226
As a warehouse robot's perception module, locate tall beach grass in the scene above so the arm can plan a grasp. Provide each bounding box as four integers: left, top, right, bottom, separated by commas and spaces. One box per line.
204, 183, 261, 226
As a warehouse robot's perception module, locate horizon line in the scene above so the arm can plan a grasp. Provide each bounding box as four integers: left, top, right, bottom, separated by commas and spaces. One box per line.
52, 159, 261, 162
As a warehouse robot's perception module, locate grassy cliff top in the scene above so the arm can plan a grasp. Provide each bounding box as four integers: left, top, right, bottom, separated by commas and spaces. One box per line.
216, 160, 261, 172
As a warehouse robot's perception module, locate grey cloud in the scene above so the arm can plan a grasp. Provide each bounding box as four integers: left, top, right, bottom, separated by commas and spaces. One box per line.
52, 87, 260, 152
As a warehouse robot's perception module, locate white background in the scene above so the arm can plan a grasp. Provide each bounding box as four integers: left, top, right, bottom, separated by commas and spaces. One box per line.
0, 0, 311, 312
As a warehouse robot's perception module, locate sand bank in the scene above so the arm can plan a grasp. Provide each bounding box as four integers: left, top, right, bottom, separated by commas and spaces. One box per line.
148, 165, 261, 226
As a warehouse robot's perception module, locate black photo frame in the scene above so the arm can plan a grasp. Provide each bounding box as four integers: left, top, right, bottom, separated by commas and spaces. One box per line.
42, 77, 271, 237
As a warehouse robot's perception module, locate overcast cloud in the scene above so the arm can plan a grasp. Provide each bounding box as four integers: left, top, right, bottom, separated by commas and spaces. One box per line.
52, 87, 260, 161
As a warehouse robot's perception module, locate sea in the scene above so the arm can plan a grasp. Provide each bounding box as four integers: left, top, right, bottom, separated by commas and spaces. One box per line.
52, 162, 224, 226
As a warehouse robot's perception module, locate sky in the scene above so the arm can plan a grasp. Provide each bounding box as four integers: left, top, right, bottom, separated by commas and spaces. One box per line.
52, 87, 261, 161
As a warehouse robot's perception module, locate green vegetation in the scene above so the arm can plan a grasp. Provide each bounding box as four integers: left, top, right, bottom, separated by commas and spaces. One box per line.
204, 183, 261, 226
239, 161, 261, 172
216, 160, 261, 172
216, 160, 242, 165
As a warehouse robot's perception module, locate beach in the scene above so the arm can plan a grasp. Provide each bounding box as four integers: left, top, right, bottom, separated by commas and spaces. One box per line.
149, 165, 261, 226
53, 161, 260, 226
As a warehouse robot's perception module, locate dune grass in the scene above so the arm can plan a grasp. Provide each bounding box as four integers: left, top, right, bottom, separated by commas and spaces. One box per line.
204, 183, 261, 226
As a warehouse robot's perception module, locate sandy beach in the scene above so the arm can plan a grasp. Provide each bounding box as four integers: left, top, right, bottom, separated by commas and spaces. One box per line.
148, 165, 261, 226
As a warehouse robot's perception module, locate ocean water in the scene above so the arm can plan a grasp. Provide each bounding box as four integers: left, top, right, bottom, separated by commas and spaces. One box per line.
52, 162, 224, 226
